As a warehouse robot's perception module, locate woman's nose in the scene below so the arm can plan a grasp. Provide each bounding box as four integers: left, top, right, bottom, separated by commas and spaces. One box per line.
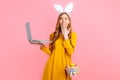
62, 20, 65, 22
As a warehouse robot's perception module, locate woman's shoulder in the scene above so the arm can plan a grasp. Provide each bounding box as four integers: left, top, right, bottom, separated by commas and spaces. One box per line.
71, 32, 77, 36
50, 32, 55, 37
49, 32, 55, 40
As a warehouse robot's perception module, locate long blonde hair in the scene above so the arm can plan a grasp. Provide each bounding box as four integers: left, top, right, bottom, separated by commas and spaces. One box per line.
49, 12, 73, 51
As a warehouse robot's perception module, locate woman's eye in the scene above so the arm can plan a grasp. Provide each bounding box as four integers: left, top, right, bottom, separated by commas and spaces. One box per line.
60, 17, 68, 20
65, 18, 68, 20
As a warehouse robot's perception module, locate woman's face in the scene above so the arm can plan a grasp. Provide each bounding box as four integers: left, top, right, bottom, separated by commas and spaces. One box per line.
59, 14, 70, 28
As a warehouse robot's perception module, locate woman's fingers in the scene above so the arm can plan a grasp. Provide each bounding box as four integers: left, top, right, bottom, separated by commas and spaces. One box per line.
39, 43, 45, 46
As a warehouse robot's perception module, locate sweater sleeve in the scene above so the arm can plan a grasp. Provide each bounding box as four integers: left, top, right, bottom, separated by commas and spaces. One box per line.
40, 33, 54, 55
63, 32, 77, 55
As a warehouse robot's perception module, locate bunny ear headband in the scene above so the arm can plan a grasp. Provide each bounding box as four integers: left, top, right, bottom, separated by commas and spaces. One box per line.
54, 2, 73, 15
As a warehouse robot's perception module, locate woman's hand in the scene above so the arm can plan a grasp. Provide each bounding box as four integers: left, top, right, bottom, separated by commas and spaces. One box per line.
39, 43, 45, 47
39, 43, 46, 50
61, 27, 70, 40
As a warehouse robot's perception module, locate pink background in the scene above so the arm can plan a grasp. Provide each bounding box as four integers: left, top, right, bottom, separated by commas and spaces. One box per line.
0, 0, 120, 80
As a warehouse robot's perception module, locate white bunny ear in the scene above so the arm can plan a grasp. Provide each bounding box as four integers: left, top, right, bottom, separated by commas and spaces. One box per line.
54, 4, 63, 13
64, 2, 73, 13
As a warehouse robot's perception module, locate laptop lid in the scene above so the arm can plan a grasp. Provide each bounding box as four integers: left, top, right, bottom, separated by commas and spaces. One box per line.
25, 22, 52, 44
25, 22, 32, 41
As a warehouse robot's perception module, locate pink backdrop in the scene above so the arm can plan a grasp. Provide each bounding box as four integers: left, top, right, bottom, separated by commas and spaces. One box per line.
0, 0, 120, 80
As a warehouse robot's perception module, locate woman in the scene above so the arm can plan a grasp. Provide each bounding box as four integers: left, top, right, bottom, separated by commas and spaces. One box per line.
40, 12, 77, 80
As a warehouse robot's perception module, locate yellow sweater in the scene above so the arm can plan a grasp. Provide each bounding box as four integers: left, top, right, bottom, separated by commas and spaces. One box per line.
40, 32, 77, 80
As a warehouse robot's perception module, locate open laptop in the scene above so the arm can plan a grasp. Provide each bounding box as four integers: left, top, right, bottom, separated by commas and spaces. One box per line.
25, 22, 52, 44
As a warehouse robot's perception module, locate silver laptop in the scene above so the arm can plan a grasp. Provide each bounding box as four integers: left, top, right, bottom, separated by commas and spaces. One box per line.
25, 22, 52, 44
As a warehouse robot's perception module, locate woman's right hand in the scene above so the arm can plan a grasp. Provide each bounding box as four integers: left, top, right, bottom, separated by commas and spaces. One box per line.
39, 43, 45, 47
40, 43, 46, 50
